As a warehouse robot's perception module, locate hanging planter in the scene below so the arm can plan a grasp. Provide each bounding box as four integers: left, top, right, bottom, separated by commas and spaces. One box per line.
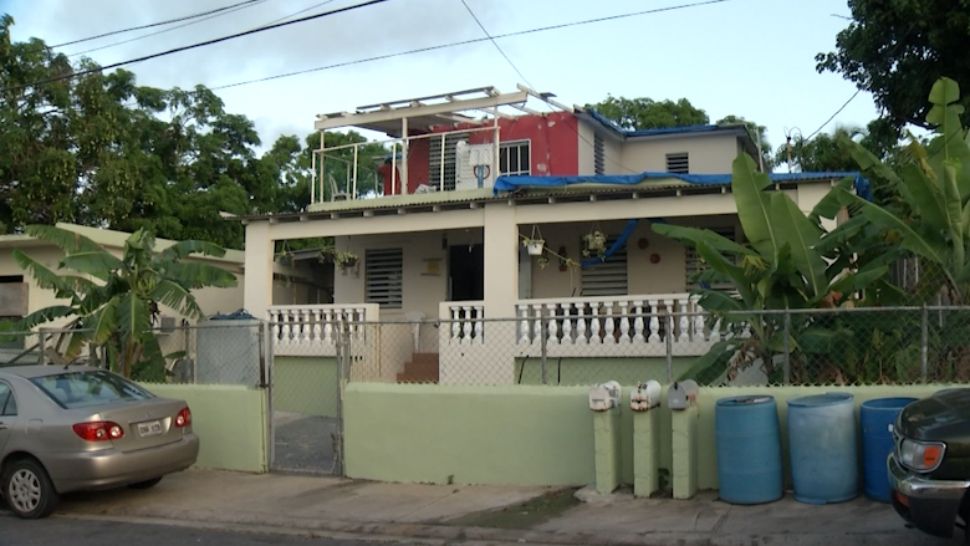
522, 225, 545, 256
582, 229, 607, 257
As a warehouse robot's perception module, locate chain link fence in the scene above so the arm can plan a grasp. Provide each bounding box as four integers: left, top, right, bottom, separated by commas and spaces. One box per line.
333, 306, 970, 387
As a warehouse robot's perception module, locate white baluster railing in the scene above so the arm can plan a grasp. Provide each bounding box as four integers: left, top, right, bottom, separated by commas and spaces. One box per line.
439, 301, 486, 345
267, 304, 379, 356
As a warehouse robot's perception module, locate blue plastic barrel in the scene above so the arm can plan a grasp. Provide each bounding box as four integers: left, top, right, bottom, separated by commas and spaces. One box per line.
716, 395, 783, 504
787, 393, 858, 504
861, 397, 916, 502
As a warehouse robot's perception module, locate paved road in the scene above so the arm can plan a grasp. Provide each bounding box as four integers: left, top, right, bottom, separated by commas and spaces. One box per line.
0, 515, 406, 546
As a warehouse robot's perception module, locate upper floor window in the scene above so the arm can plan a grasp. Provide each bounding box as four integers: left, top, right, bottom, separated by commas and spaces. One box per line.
499, 140, 531, 176
365, 248, 403, 309
666, 152, 689, 174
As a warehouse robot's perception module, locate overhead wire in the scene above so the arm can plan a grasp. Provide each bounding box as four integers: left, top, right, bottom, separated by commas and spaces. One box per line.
9, 0, 389, 92
210, 0, 729, 92
51, 0, 263, 49
805, 89, 862, 140
454, 0, 661, 174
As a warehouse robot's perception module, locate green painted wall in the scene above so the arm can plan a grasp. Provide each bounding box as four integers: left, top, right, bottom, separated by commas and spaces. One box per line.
141, 383, 268, 473
344, 383, 595, 486
344, 382, 960, 489
272, 356, 339, 417
514, 357, 695, 386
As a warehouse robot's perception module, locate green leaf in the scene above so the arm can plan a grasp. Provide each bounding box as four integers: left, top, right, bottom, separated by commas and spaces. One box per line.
117, 293, 150, 339
839, 189, 948, 268
768, 193, 827, 300
731, 155, 779, 260
160, 239, 228, 260
24, 225, 102, 254
60, 251, 123, 280
12, 250, 95, 299
17, 306, 75, 331
677, 340, 739, 385
809, 177, 852, 223
85, 299, 119, 346
151, 279, 203, 318
651, 223, 753, 256
162, 262, 237, 289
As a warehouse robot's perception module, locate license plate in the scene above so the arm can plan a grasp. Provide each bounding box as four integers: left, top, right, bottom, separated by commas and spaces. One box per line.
137, 420, 164, 437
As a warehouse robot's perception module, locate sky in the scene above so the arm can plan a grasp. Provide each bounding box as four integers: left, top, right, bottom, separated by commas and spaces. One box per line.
1, 0, 879, 155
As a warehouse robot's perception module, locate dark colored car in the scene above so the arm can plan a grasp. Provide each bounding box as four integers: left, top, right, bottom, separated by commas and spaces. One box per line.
889, 388, 970, 539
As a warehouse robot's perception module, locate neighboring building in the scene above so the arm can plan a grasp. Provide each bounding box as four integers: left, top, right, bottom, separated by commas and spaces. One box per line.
243, 86, 855, 384
0, 222, 321, 334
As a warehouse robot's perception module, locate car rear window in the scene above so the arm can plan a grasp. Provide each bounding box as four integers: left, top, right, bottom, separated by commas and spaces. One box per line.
31, 370, 155, 409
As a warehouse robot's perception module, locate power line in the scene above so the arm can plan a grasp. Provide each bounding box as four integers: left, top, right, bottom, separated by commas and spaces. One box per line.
212, 0, 729, 91
263, 0, 339, 26
457, 0, 532, 88
10, 0, 389, 92
67, 0, 268, 57
51, 0, 262, 48
805, 89, 861, 140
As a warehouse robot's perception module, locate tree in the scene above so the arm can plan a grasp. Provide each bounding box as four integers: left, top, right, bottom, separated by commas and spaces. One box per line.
8, 225, 237, 379
775, 126, 864, 173
816, 0, 970, 133
717, 115, 773, 170
589, 95, 709, 130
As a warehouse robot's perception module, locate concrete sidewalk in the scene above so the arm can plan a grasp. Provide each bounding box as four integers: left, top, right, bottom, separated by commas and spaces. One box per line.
44, 469, 954, 545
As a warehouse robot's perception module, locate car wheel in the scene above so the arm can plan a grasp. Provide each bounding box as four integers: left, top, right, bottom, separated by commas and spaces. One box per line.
2, 458, 59, 519
128, 477, 163, 490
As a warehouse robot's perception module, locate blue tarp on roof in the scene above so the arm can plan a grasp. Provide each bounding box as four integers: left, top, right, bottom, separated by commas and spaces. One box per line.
493, 171, 872, 201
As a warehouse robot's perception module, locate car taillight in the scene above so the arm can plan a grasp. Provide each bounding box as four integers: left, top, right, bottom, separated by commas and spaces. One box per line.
174, 407, 192, 428
899, 438, 946, 472
73, 421, 124, 442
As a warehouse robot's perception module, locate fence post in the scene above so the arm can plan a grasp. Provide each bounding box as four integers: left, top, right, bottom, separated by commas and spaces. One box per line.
665, 311, 674, 383
540, 310, 549, 385
921, 304, 929, 383
38, 328, 48, 366
263, 320, 275, 471
334, 321, 350, 477
783, 308, 791, 385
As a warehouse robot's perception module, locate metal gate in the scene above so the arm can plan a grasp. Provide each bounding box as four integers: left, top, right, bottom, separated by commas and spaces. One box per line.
266, 321, 349, 475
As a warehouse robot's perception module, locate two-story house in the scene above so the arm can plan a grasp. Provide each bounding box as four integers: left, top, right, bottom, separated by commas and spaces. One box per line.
243, 85, 853, 384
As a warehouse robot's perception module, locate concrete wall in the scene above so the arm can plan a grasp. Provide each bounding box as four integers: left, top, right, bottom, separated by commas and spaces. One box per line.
272, 356, 340, 417
343, 382, 957, 490
619, 134, 740, 174
142, 383, 268, 473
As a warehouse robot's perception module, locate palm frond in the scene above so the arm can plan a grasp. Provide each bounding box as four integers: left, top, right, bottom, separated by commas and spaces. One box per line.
117, 293, 150, 339
60, 251, 124, 280
160, 240, 227, 260
13, 250, 96, 299
151, 279, 204, 319
163, 262, 237, 289
17, 306, 76, 330
25, 224, 102, 253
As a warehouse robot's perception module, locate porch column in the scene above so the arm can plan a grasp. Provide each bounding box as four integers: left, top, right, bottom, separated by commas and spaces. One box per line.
482, 203, 518, 318
244, 221, 274, 319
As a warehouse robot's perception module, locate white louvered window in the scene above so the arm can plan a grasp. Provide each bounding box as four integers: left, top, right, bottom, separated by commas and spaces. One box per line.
499, 140, 531, 176
428, 133, 467, 191
365, 248, 403, 308
581, 240, 628, 297
685, 227, 736, 290
593, 133, 605, 175
666, 152, 689, 174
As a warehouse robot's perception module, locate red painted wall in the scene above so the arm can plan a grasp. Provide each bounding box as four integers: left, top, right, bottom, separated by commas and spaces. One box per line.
390, 112, 581, 192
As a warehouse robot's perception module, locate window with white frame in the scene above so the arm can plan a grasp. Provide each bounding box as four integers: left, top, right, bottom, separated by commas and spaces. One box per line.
666, 152, 689, 174
365, 248, 403, 308
581, 238, 628, 296
685, 226, 736, 290
499, 140, 531, 176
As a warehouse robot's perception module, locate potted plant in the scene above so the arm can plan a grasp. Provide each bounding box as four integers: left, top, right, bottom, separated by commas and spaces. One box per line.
333, 250, 359, 270
582, 229, 607, 257
522, 225, 545, 256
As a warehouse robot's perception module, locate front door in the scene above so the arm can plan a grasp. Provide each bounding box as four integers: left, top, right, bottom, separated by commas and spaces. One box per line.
449, 244, 484, 301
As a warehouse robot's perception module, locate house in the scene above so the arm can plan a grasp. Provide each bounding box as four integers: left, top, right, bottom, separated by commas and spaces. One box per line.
242, 86, 855, 384
0, 223, 318, 361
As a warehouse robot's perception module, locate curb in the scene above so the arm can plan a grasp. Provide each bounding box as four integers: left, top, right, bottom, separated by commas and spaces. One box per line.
54, 506, 920, 546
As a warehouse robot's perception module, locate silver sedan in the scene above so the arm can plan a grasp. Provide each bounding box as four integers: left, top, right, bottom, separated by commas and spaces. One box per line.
0, 365, 199, 518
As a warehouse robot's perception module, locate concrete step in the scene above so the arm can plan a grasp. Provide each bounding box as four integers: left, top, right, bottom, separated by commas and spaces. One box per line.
410, 352, 439, 365
396, 371, 439, 384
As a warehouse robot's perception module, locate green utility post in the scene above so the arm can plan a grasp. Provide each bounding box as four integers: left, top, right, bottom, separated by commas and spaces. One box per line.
589, 381, 622, 495
630, 381, 663, 497
669, 380, 699, 500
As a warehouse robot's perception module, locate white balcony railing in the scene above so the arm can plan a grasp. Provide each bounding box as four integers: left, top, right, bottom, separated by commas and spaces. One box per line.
439, 301, 486, 345
267, 304, 379, 356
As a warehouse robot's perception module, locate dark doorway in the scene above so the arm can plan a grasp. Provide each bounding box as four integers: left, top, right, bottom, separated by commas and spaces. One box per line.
449, 244, 484, 301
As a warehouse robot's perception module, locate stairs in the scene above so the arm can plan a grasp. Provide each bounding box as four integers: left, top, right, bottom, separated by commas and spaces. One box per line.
396, 352, 439, 384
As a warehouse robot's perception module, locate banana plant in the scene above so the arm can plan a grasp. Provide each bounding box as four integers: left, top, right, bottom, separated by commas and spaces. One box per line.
653, 155, 888, 384
8, 225, 237, 379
